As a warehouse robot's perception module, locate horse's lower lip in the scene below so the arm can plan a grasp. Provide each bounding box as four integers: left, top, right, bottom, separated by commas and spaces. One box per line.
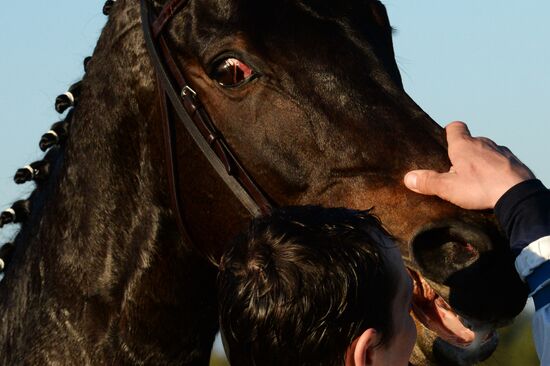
432, 332, 499, 366
408, 268, 496, 349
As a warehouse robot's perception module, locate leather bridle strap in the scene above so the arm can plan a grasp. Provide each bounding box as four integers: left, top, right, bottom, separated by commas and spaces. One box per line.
151, 0, 188, 37
140, 0, 273, 219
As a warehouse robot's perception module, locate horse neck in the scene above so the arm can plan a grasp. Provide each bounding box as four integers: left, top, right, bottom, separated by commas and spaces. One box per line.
0, 2, 218, 364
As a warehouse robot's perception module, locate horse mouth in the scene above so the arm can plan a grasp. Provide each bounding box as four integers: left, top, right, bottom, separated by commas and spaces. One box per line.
408, 269, 497, 351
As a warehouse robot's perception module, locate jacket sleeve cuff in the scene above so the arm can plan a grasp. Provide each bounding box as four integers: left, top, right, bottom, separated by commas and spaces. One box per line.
515, 236, 550, 279
515, 237, 550, 311
495, 179, 550, 255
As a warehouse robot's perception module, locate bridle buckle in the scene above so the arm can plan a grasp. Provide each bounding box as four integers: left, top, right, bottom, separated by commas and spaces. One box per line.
181, 85, 197, 99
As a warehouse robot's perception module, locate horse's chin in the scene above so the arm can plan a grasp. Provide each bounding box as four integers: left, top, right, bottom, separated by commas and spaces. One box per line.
408, 269, 499, 365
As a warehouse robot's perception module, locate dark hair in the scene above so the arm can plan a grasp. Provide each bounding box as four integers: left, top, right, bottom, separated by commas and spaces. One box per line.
218, 206, 399, 366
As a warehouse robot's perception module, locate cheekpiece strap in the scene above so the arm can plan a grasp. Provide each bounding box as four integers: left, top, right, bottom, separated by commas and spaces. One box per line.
151, 0, 189, 38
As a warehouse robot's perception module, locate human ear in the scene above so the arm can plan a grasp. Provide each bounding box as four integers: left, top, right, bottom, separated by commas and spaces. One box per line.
344, 328, 380, 366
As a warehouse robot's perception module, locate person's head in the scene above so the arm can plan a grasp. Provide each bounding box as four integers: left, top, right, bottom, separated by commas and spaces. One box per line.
218, 206, 416, 366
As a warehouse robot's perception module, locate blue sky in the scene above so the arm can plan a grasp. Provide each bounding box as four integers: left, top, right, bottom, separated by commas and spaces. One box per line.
387, 0, 550, 183
0, 0, 549, 245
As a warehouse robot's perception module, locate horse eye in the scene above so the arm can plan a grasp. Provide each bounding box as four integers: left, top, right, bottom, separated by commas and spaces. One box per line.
211, 57, 256, 87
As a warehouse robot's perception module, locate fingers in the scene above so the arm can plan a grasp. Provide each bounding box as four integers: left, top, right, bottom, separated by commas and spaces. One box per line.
477, 137, 499, 149
404, 170, 451, 197
498, 145, 515, 158
445, 121, 472, 146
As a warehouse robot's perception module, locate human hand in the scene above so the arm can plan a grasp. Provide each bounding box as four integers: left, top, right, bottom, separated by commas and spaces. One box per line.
404, 121, 535, 210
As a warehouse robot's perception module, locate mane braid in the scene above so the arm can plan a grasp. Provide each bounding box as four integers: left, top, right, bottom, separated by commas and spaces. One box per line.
103, 0, 117, 16
0, 50, 87, 272
55, 82, 82, 114
39, 109, 73, 152
83, 56, 93, 73
0, 243, 14, 271
14, 148, 59, 185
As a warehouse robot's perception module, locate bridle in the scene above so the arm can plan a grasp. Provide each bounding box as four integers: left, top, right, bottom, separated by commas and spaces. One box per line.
140, 0, 273, 242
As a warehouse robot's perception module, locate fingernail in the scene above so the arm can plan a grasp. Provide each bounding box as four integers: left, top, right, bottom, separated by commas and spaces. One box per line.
404, 173, 417, 189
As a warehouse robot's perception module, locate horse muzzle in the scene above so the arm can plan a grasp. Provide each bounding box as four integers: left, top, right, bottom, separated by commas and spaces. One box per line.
405, 219, 527, 365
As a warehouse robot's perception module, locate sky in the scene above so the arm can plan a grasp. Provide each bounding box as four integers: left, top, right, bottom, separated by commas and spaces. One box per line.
0, 2, 549, 243
386, 0, 550, 186
0, 2, 108, 242
0, 0, 547, 361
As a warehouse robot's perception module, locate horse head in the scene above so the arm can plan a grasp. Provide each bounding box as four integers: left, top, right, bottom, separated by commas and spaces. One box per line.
156, 0, 527, 362
0, 0, 527, 365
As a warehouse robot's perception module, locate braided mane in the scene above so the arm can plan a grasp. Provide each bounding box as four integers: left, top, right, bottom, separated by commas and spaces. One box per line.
1, 3, 107, 272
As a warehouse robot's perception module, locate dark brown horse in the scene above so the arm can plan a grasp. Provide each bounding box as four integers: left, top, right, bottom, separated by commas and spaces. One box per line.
0, 0, 527, 365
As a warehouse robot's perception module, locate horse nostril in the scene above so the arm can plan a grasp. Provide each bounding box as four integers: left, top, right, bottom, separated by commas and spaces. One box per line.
411, 224, 487, 283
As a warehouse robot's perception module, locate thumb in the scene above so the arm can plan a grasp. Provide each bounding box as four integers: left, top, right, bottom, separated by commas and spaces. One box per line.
404, 170, 450, 197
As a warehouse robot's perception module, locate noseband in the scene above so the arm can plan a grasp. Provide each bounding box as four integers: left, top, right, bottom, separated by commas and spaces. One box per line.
140, 0, 273, 242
